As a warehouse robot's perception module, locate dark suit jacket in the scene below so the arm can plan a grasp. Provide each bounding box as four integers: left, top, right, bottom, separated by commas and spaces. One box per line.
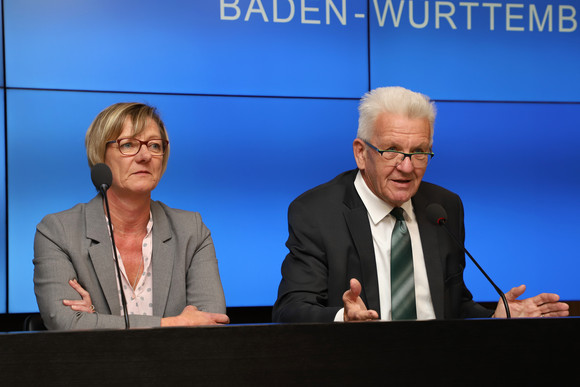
272, 169, 492, 322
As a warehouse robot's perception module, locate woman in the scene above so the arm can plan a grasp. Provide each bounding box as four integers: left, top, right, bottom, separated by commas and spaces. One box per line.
33, 102, 229, 330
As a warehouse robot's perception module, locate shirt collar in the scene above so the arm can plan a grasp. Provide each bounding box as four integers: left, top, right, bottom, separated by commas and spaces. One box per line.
146, 210, 153, 235
354, 170, 414, 225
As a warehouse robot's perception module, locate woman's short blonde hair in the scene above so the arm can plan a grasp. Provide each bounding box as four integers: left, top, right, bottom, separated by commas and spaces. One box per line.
85, 102, 170, 173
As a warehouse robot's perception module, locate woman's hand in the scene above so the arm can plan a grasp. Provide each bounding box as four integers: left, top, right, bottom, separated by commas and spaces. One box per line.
161, 305, 230, 327
62, 279, 95, 313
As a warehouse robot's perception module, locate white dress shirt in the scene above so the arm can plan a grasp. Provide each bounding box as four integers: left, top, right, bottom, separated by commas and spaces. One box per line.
335, 171, 435, 321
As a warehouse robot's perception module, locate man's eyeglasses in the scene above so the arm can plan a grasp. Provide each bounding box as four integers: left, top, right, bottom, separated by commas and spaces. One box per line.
107, 138, 169, 156
363, 140, 434, 168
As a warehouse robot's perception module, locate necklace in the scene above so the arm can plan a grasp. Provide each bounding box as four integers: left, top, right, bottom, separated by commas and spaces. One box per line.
131, 256, 144, 290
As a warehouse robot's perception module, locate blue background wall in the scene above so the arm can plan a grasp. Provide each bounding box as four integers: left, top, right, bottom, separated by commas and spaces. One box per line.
2, 0, 579, 313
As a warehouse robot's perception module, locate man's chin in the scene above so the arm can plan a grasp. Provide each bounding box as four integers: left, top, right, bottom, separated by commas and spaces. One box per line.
383, 188, 417, 206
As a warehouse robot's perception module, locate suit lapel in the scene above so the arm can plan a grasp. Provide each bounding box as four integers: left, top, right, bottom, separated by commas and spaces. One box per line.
86, 195, 122, 315
413, 187, 445, 319
341, 173, 446, 319
150, 201, 174, 317
85, 197, 175, 317
342, 171, 381, 316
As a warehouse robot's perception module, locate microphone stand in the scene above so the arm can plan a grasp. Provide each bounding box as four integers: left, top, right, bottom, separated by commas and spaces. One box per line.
439, 220, 511, 319
100, 185, 131, 329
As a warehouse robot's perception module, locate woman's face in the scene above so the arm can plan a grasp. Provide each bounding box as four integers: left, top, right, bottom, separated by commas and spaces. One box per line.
104, 117, 165, 198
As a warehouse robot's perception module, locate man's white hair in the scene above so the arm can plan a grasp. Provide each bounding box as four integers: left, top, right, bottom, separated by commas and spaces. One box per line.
357, 86, 436, 146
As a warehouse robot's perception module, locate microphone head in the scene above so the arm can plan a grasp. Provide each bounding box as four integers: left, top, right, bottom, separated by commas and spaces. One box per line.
91, 163, 113, 192
426, 203, 447, 225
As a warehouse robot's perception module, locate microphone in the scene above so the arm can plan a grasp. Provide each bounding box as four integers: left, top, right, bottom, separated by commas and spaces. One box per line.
426, 203, 511, 319
91, 163, 112, 193
90, 163, 130, 329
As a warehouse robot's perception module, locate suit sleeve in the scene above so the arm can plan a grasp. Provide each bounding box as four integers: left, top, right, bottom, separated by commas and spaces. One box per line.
272, 198, 342, 323
450, 195, 494, 319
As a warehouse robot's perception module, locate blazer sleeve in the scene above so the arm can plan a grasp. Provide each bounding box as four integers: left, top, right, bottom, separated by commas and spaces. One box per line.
272, 198, 342, 323
182, 212, 226, 314
33, 212, 163, 330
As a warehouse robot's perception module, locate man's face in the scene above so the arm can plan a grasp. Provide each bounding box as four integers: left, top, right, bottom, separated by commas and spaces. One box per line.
353, 112, 431, 207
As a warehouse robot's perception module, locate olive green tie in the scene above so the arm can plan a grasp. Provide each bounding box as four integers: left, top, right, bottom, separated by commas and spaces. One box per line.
390, 207, 417, 320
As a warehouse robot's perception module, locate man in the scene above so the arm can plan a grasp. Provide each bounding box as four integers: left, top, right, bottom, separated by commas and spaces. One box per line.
272, 86, 569, 322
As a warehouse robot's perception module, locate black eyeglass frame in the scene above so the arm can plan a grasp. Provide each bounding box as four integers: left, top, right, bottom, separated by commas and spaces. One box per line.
363, 140, 434, 166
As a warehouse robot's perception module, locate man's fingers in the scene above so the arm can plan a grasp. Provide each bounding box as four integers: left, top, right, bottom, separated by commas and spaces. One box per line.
505, 284, 526, 301
343, 278, 362, 303
533, 292, 561, 305
347, 309, 379, 322
539, 300, 569, 314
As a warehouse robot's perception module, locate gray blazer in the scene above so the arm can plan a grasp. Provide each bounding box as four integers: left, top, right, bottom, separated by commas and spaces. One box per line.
34, 195, 226, 330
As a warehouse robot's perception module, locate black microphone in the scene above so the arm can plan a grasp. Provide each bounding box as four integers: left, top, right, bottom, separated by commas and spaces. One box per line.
426, 203, 511, 319
90, 163, 130, 329
91, 163, 112, 193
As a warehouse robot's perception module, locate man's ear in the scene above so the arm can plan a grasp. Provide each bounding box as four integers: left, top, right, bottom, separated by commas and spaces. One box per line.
353, 138, 366, 170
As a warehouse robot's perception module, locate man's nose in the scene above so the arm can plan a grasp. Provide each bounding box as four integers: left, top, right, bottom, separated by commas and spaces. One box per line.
396, 154, 414, 171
